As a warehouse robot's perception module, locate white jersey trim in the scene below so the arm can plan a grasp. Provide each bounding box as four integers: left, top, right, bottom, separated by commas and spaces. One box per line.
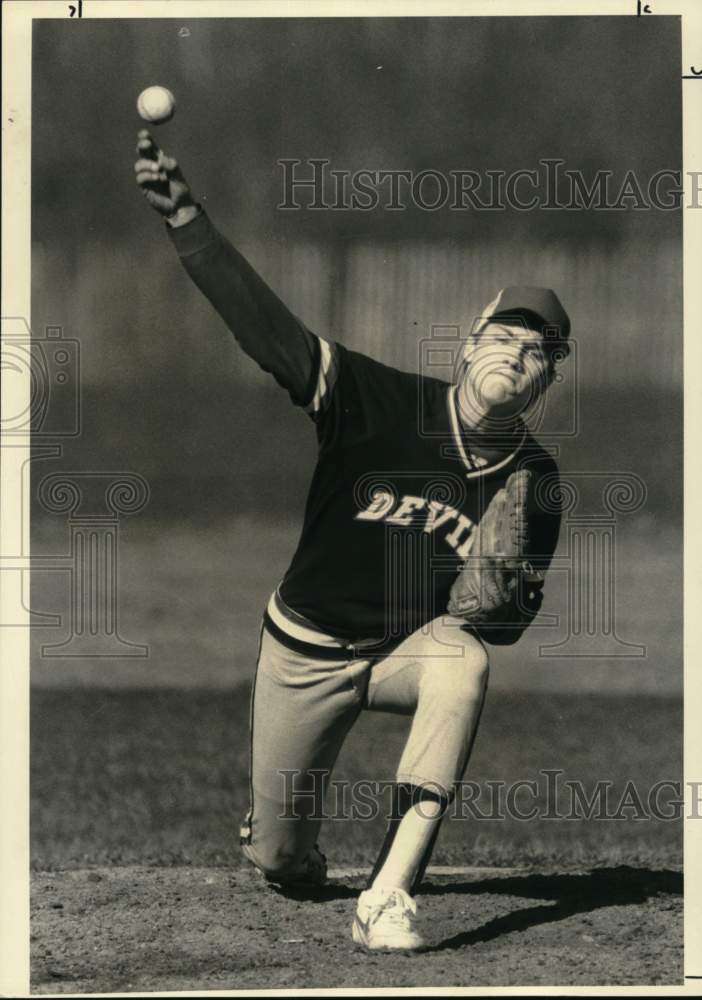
266, 589, 348, 648
304, 336, 339, 416
447, 385, 526, 479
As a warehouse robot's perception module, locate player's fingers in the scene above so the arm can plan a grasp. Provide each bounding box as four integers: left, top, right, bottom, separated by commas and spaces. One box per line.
137, 128, 157, 147
136, 129, 159, 159
135, 169, 168, 186
134, 158, 161, 175
160, 154, 179, 174
140, 189, 174, 212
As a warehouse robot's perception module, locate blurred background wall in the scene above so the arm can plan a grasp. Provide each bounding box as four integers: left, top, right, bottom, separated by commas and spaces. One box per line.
29, 16, 682, 691
31, 16, 682, 514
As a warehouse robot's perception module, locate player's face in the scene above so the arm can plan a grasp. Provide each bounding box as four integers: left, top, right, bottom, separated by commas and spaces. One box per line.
458, 323, 552, 419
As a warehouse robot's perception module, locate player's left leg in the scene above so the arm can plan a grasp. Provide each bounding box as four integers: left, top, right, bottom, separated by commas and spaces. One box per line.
352, 616, 489, 951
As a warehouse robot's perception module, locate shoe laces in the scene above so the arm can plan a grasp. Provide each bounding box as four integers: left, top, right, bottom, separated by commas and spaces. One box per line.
369, 888, 417, 928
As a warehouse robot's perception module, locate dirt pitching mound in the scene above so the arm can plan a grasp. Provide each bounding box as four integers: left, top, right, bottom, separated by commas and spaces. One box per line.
31, 864, 682, 992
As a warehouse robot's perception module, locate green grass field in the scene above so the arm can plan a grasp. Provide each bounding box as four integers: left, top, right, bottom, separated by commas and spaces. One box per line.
31, 687, 681, 871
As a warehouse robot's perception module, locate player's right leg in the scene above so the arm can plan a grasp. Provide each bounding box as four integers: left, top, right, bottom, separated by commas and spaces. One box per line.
240, 626, 365, 893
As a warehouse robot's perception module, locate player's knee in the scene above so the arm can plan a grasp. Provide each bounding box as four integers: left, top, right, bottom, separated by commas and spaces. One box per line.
419, 633, 489, 706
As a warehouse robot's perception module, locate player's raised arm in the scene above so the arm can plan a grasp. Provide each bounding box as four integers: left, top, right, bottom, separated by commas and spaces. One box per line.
134, 130, 320, 407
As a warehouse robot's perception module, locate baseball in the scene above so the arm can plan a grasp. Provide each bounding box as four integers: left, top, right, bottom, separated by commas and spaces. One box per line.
137, 86, 176, 124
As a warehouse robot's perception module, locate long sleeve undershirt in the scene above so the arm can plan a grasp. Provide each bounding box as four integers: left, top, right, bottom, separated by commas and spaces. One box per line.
166, 209, 320, 406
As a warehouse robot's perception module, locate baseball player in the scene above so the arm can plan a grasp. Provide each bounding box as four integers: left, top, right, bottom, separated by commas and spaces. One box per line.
135, 130, 569, 952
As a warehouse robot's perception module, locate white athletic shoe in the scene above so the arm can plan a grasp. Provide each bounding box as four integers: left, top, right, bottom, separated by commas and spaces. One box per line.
352, 886, 425, 952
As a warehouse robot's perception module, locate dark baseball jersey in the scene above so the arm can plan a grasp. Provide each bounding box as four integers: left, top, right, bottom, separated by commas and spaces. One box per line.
169, 211, 561, 654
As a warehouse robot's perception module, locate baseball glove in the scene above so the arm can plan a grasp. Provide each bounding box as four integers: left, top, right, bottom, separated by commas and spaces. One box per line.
447, 469, 541, 625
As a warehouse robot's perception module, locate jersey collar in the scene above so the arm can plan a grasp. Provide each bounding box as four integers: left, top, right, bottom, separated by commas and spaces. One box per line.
447, 384, 526, 478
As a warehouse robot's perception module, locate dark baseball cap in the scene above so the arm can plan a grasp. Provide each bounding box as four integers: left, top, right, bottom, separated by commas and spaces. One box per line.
476, 285, 571, 358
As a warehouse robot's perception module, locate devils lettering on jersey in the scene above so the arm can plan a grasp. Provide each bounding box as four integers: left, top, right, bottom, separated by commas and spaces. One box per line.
279, 343, 561, 645
356, 492, 476, 559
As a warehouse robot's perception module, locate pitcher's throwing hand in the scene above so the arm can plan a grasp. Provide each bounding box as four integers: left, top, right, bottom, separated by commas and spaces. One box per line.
134, 130, 198, 225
